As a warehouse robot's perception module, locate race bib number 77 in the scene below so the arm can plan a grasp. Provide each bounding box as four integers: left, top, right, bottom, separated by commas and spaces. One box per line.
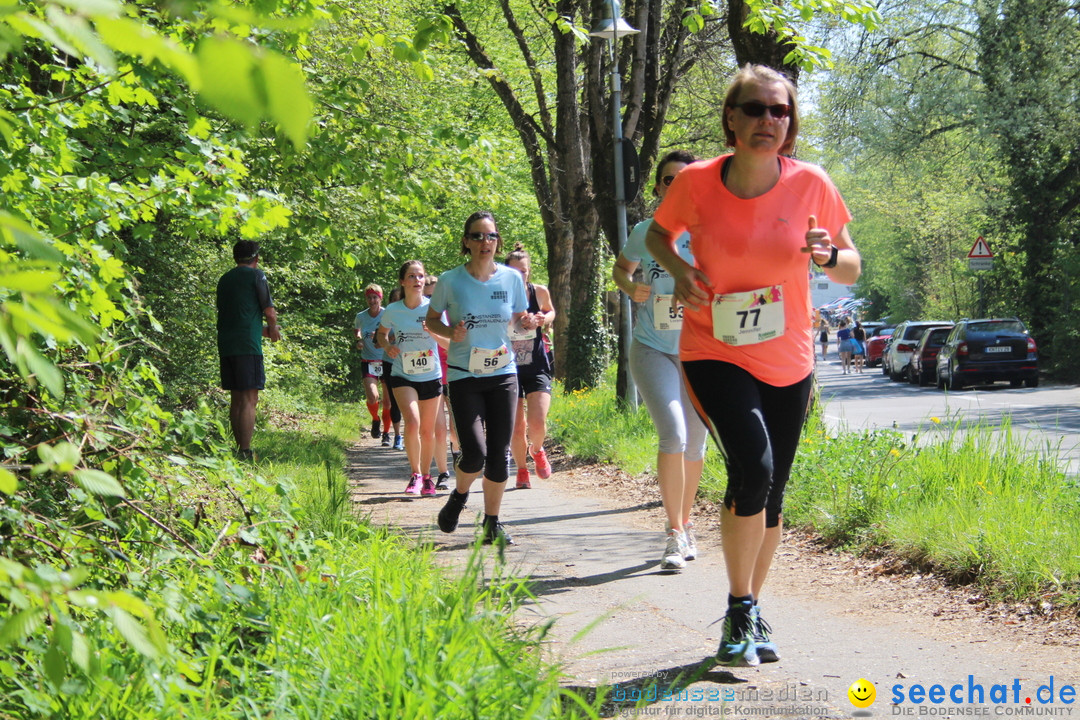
711, 285, 785, 346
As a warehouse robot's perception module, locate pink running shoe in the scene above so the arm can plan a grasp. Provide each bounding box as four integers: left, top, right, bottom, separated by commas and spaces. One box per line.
515, 467, 531, 489
531, 446, 552, 479
405, 473, 422, 495
420, 475, 437, 497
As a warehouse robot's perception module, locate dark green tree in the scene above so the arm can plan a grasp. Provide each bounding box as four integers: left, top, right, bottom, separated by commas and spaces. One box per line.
976, 0, 1080, 374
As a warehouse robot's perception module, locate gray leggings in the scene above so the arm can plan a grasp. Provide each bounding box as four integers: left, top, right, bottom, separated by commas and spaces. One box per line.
629, 339, 708, 461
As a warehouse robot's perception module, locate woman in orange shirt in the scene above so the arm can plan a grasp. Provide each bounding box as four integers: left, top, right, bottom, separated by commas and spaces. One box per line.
646, 64, 861, 667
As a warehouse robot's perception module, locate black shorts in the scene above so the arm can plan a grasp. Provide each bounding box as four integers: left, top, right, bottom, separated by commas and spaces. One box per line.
220, 354, 265, 391
518, 372, 552, 398
387, 374, 444, 401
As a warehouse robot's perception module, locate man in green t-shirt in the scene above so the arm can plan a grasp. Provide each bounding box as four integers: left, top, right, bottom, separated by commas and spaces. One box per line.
216, 240, 281, 459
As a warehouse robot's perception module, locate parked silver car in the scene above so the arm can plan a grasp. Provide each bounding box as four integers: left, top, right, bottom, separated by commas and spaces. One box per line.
882, 320, 953, 382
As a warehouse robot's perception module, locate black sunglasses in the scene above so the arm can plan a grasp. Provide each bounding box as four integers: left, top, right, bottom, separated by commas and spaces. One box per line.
734, 101, 792, 119
466, 232, 500, 242
662, 175, 676, 187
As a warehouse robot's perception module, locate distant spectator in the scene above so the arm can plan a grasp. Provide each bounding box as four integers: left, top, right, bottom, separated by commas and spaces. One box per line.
851, 320, 866, 374
837, 318, 853, 374
818, 319, 829, 360
216, 240, 280, 461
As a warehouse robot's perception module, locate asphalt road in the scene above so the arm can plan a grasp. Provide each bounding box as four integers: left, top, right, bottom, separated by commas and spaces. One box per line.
815, 355, 1080, 475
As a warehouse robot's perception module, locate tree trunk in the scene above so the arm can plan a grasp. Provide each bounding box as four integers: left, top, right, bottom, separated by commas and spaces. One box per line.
727, 0, 801, 77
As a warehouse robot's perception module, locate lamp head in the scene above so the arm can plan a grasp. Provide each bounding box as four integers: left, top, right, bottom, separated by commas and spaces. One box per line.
589, 0, 639, 40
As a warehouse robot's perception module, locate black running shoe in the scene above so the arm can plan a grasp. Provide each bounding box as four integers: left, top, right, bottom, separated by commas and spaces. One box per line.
482, 515, 514, 546
370, 419, 381, 439
715, 600, 759, 667
752, 604, 779, 663
437, 490, 468, 533
381, 432, 391, 447
435, 472, 451, 490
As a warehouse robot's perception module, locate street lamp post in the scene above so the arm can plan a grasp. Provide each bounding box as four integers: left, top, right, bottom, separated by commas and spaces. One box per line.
590, 0, 640, 409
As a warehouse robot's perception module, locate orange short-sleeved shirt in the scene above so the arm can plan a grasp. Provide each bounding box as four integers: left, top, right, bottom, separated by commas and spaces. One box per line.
653, 154, 852, 387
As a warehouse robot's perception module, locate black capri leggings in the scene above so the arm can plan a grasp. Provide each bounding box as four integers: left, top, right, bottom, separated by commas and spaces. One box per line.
682, 360, 813, 528
381, 361, 401, 424
447, 373, 518, 484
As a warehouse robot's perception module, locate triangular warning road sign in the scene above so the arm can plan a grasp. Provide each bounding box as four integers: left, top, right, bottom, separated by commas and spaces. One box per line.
968, 236, 994, 258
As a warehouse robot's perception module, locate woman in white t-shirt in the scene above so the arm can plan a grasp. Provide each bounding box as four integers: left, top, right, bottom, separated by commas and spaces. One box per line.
377, 260, 447, 497
612, 150, 708, 573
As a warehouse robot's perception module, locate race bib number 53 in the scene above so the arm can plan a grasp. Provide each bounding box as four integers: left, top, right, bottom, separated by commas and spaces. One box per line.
652, 294, 683, 331
711, 285, 785, 346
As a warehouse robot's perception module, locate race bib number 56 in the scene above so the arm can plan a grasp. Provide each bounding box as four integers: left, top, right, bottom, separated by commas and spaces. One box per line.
711, 285, 785, 346
469, 345, 512, 375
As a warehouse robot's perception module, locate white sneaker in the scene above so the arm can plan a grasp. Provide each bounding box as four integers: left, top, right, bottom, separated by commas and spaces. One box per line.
660, 531, 686, 571
682, 522, 697, 561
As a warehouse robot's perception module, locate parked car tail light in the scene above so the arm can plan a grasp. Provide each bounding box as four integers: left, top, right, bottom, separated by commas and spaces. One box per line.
1027, 337, 1038, 353
957, 342, 968, 356
897, 342, 915, 353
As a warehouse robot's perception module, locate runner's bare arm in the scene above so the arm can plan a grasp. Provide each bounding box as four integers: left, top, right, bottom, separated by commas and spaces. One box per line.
644, 221, 711, 310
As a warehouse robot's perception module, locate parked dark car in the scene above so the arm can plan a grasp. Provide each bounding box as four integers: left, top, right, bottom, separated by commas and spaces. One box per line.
936, 318, 1039, 390
865, 327, 894, 367
907, 324, 954, 386
884, 320, 952, 382
861, 321, 889, 338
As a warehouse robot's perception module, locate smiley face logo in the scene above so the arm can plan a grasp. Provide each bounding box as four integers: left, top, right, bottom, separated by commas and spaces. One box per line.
848, 678, 876, 708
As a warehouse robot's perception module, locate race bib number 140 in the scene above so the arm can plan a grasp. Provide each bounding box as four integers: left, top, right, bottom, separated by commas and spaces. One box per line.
402, 349, 435, 376
711, 285, 785, 346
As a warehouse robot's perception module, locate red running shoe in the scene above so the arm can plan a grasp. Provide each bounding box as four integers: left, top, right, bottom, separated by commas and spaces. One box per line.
531, 446, 552, 479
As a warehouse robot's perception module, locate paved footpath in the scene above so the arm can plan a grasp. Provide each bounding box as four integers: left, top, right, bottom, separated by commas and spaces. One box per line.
347, 435, 1080, 719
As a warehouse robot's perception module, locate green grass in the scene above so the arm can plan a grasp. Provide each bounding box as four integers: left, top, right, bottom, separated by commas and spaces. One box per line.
548, 381, 662, 476
548, 372, 1080, 606
2, 400, 604, 719
790, 412, 1080, 601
